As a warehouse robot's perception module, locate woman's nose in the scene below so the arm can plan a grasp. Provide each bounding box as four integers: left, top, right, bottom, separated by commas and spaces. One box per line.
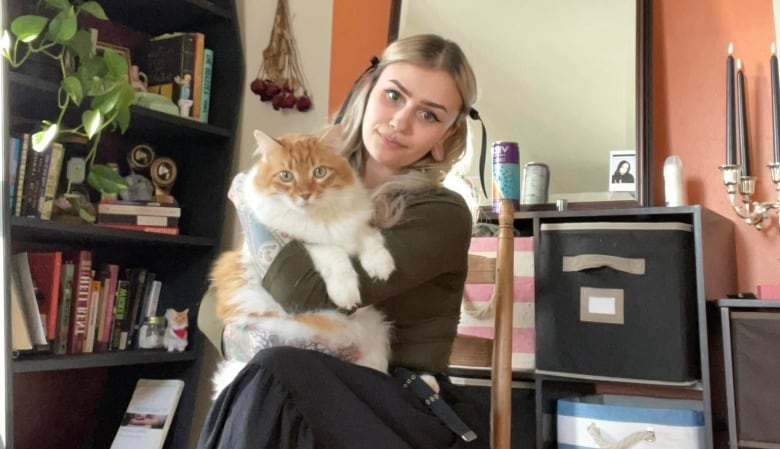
389, 107, 412, 132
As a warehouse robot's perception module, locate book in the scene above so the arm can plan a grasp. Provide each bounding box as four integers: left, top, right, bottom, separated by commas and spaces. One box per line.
83, 278, 102, 353
199, 47, 213, 123
96, 223, 180, 235
143, 32, 205, 119
19, 142, 48, 217
54, 261, 75, 355
9, 135, 22, 214
26, 251, 63, 341
10, 272, 34, 352
125, 268, 148, 349
14, 133, 30, 216
38, 141, 65, 220
11, 252, 49, 348
111, 279, 131, 350
110, 378, 185, 449
95, 263, 120, 353
98, 214, 179, 227
190, 32, 205, 121
97, 201, 181, 217
67, 250, 93, 354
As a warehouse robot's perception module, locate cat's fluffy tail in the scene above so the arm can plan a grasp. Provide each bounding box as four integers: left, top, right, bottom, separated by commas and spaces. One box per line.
212, 359, 247, 399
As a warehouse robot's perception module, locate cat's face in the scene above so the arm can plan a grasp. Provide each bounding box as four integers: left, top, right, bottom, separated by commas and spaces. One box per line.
251, 128, 357, 208
166, 308, 189, 327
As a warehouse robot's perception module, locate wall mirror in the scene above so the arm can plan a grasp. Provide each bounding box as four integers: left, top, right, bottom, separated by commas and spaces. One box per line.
389, 0, 651, 210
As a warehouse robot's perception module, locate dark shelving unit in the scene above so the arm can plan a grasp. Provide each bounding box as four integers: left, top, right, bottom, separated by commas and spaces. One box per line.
2, 0, 244, 447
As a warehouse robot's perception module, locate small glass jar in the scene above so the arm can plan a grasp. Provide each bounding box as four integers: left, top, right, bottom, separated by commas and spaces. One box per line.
138, 316, 166, 349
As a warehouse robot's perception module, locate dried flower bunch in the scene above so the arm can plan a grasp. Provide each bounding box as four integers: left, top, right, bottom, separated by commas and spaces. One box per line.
249, 0, 312, 112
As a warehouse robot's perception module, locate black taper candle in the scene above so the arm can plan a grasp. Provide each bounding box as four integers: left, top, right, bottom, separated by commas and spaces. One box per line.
737, 59, 750, 176
727, 43, 737, 165
772, 43, 780, 163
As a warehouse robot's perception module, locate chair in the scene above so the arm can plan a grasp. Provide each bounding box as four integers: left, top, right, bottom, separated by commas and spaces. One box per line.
197, 199, 516, 448
449, 199, 515, 449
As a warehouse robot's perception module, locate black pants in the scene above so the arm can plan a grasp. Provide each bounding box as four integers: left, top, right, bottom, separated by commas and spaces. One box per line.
197, 347, 491, 449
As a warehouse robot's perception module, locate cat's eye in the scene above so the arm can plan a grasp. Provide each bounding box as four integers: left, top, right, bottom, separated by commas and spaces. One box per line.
313, 167, 328, 179
278, 171, 294, 182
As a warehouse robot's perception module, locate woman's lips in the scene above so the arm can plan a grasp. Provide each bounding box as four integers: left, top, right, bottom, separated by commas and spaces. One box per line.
380, 132, 404, 150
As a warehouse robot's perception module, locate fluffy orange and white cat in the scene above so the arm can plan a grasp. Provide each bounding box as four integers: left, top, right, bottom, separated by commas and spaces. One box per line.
209, 126, 395, 398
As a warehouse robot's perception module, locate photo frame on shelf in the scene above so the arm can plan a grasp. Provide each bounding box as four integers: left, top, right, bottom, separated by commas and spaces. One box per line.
608, 150, 637, 193
95, 42, 132, 81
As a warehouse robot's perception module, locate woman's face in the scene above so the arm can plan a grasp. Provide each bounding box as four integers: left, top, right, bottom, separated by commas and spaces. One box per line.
619, 162, 629, 174
361, 62, 462, 181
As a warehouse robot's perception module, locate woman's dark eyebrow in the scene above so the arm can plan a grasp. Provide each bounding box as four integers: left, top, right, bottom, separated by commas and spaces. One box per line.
389, 79, 448, 112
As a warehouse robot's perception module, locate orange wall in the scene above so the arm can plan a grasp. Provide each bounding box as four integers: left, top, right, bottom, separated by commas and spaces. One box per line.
330, 0, 779, 293
328, 0, 393, 117
654, 0, 779, 293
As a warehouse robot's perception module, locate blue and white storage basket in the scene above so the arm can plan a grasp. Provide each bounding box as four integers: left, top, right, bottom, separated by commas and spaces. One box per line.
557, 395, 705, 449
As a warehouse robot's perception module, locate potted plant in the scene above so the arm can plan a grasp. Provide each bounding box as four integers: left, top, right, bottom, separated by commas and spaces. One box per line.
2, 0, 132, 220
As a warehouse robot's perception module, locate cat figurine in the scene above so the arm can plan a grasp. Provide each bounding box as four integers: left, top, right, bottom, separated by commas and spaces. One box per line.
163, 308, 189, 352
209, 126, 396, 398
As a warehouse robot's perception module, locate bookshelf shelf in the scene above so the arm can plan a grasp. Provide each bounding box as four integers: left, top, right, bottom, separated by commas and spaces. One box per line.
100, 0, 233, 35
10, 217, 216, 247
13, 349, 198, 373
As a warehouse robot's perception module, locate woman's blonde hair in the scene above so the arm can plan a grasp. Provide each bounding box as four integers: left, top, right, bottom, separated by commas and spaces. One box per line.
336, 34, 478, 227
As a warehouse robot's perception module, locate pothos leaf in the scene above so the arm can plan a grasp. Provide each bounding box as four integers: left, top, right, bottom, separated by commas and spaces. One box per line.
10, 15, 48, 43
82, 109, 103, 139
79, 2, 109, 21
87, 163, 128, 194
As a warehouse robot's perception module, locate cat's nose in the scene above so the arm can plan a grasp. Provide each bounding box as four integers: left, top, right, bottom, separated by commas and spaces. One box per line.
300, 193, 311, 201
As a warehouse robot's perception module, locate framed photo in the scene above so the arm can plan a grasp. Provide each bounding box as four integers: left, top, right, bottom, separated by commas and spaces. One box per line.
96, 42, 132, 81
608, 150, 636, 192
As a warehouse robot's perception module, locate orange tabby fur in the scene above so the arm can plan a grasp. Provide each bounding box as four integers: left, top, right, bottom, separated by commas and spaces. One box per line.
209, 127, 395, 398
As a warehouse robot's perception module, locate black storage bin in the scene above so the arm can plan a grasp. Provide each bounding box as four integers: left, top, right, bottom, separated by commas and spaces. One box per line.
535, 222, 699, 383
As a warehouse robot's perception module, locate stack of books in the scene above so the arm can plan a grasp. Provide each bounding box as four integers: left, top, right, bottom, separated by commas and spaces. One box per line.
96, 199, 181, 235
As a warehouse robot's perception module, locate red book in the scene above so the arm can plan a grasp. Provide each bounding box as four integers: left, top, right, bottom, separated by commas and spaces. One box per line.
67, 250, 92, 354
26, 251, 62, 341
96, 223, 180, 235
95, 263, 120, 353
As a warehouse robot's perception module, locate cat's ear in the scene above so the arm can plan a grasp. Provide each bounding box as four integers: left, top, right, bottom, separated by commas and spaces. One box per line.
253, 130, 283, 157
318, 124, 344, 152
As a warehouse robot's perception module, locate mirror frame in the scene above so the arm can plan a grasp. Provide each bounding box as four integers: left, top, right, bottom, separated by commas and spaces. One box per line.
388, 0, 653, 210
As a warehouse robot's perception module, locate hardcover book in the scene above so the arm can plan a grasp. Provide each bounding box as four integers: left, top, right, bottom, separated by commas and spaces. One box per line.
142, 32, 205, 119
26, 251, 63, 341
67, 250, 93, 354
110, 379, 185, 449
10, 273, 34, 352
95, 263, 120, 353
54, 261, 75, 355
11, 252, 49, 348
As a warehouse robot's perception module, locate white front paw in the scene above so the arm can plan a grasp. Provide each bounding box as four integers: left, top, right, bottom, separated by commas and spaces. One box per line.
360, 248, 395, 281
325, 272, 361, 309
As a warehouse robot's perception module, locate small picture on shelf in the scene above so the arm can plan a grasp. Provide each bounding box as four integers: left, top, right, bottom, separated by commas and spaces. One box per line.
608, 150, 636, 193
96, 42, 132, 82
120, 412, 167, 429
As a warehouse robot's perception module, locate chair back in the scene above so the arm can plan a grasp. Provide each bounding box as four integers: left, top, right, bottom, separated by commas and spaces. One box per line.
449, 199, 515, 449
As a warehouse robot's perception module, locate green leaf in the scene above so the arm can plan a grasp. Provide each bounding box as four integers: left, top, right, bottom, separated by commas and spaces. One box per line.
79, 2, 109, 21
43, 0, 72, 11
82, 109, 103, 138
31, 124, 59, 152
92, 85, 122, 114
63, 75, 83, 105
87, 164, 128, 194
10, 15, 49, 43
78, 207, 96, 223
102, 48, 128, 80
116, 105, 131, 134
67, 29, 93, 61
48, 7, 77, 42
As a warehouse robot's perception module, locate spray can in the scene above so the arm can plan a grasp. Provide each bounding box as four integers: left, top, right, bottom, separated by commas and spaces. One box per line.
491, 141, 521, 211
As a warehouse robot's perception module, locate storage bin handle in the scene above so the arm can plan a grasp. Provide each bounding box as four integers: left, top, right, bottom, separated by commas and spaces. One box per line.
562, 255, 645, 275
587, 422, 655, 449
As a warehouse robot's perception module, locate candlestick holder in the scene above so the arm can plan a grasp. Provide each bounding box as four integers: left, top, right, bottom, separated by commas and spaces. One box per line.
719, 163, 780, 229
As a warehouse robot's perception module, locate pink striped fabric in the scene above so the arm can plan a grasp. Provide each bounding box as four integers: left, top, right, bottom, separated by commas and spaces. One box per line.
457, 236, 535, 369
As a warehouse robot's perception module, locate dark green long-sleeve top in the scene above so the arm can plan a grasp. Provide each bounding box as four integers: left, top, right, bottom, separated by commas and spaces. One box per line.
262, 186, 472, 374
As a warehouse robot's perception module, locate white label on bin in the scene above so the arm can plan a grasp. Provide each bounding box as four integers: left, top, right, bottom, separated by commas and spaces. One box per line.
580, 287, 624, 324
588, 296, 616, 314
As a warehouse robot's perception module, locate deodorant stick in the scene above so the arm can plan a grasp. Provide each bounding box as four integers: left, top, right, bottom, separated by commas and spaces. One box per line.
663, 155, 685, 206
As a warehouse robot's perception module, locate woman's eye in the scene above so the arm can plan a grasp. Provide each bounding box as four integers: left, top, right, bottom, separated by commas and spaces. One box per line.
419, 110, 440, 123
312, 167, 328, 179
385, 89, 401, 102
279, 171, 294, 182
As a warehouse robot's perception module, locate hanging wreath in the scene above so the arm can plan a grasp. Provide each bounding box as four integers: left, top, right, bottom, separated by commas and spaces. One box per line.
249, 0, 312, 112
